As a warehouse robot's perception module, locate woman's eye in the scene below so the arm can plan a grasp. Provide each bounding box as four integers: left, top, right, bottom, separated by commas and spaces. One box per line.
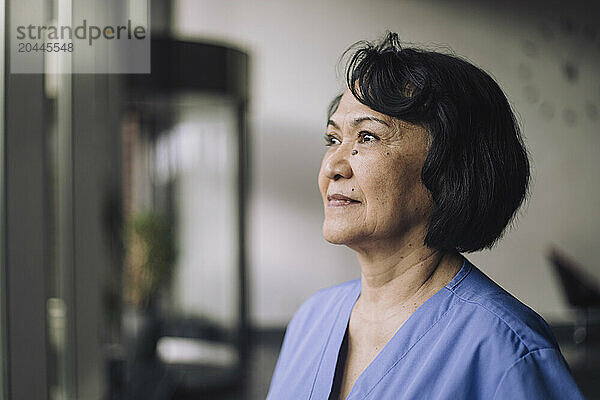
359, 131, 379, 143
324, 134, 341, 147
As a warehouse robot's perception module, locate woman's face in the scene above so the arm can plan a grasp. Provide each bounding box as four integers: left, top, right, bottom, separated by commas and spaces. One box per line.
318, 89, 433, 248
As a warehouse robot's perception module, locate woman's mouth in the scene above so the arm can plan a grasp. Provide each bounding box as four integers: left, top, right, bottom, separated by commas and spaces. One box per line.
327, 194, 361, 207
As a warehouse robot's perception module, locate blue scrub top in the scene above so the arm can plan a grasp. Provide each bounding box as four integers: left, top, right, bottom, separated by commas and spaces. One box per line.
266, 257, 584, 399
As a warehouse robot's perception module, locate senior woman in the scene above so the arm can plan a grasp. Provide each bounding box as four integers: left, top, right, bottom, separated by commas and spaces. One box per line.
266, 33, 584, 400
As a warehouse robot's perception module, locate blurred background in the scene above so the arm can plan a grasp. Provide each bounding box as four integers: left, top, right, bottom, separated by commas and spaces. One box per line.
1, 0, 600, 399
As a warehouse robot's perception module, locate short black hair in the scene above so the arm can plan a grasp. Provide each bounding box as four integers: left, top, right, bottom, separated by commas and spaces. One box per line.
332, 32, 530, 253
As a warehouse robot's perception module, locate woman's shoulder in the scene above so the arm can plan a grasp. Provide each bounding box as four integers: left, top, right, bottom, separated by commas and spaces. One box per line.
447, 258, 559, 353
306, 278, 360, 306
289, 278, 360, 327
279, 279, 359, 343
442, 259, 584, 399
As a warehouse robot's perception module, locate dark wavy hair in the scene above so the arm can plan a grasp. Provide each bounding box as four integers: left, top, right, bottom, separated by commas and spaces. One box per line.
329, 32, 530, 253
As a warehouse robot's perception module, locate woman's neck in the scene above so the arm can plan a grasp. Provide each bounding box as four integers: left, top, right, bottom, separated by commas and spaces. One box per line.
352, 239, 463, 321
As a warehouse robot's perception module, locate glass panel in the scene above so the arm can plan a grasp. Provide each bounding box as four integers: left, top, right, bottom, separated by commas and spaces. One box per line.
47, 39, 74, 400
120, 93, 241, 395
46, 0, 75, 397
37, 17, 246, 395
0, 0, 6, 398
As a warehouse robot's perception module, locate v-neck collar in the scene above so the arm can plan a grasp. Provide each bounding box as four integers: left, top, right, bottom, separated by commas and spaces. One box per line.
313, 256, 472, 400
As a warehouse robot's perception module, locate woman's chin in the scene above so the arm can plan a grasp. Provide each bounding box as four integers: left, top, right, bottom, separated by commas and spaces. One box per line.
322, 223, 358, 245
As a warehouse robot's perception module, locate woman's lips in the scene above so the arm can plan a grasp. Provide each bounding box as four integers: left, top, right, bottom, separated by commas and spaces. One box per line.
327, 194, 361, 207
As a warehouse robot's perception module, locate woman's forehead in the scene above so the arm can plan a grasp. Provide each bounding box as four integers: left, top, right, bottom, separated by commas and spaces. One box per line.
330, 90, 392, 125
330, 90, 424, 135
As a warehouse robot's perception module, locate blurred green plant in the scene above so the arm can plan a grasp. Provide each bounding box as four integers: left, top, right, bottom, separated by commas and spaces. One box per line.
123, 211, 176, 309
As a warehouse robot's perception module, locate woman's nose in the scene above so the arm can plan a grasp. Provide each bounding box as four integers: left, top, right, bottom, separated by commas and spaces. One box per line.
323, 146, 353, 181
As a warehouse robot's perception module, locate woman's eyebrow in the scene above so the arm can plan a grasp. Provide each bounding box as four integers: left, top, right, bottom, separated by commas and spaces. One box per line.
352, 116, 390, 127
327, 116, 390, 129
327, 119, 340, 129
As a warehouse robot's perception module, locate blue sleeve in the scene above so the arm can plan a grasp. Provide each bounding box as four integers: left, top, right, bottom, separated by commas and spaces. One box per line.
493, 348, 585, 400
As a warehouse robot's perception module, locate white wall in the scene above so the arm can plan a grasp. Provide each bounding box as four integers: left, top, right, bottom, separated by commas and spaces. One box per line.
172, 0, 600, 327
